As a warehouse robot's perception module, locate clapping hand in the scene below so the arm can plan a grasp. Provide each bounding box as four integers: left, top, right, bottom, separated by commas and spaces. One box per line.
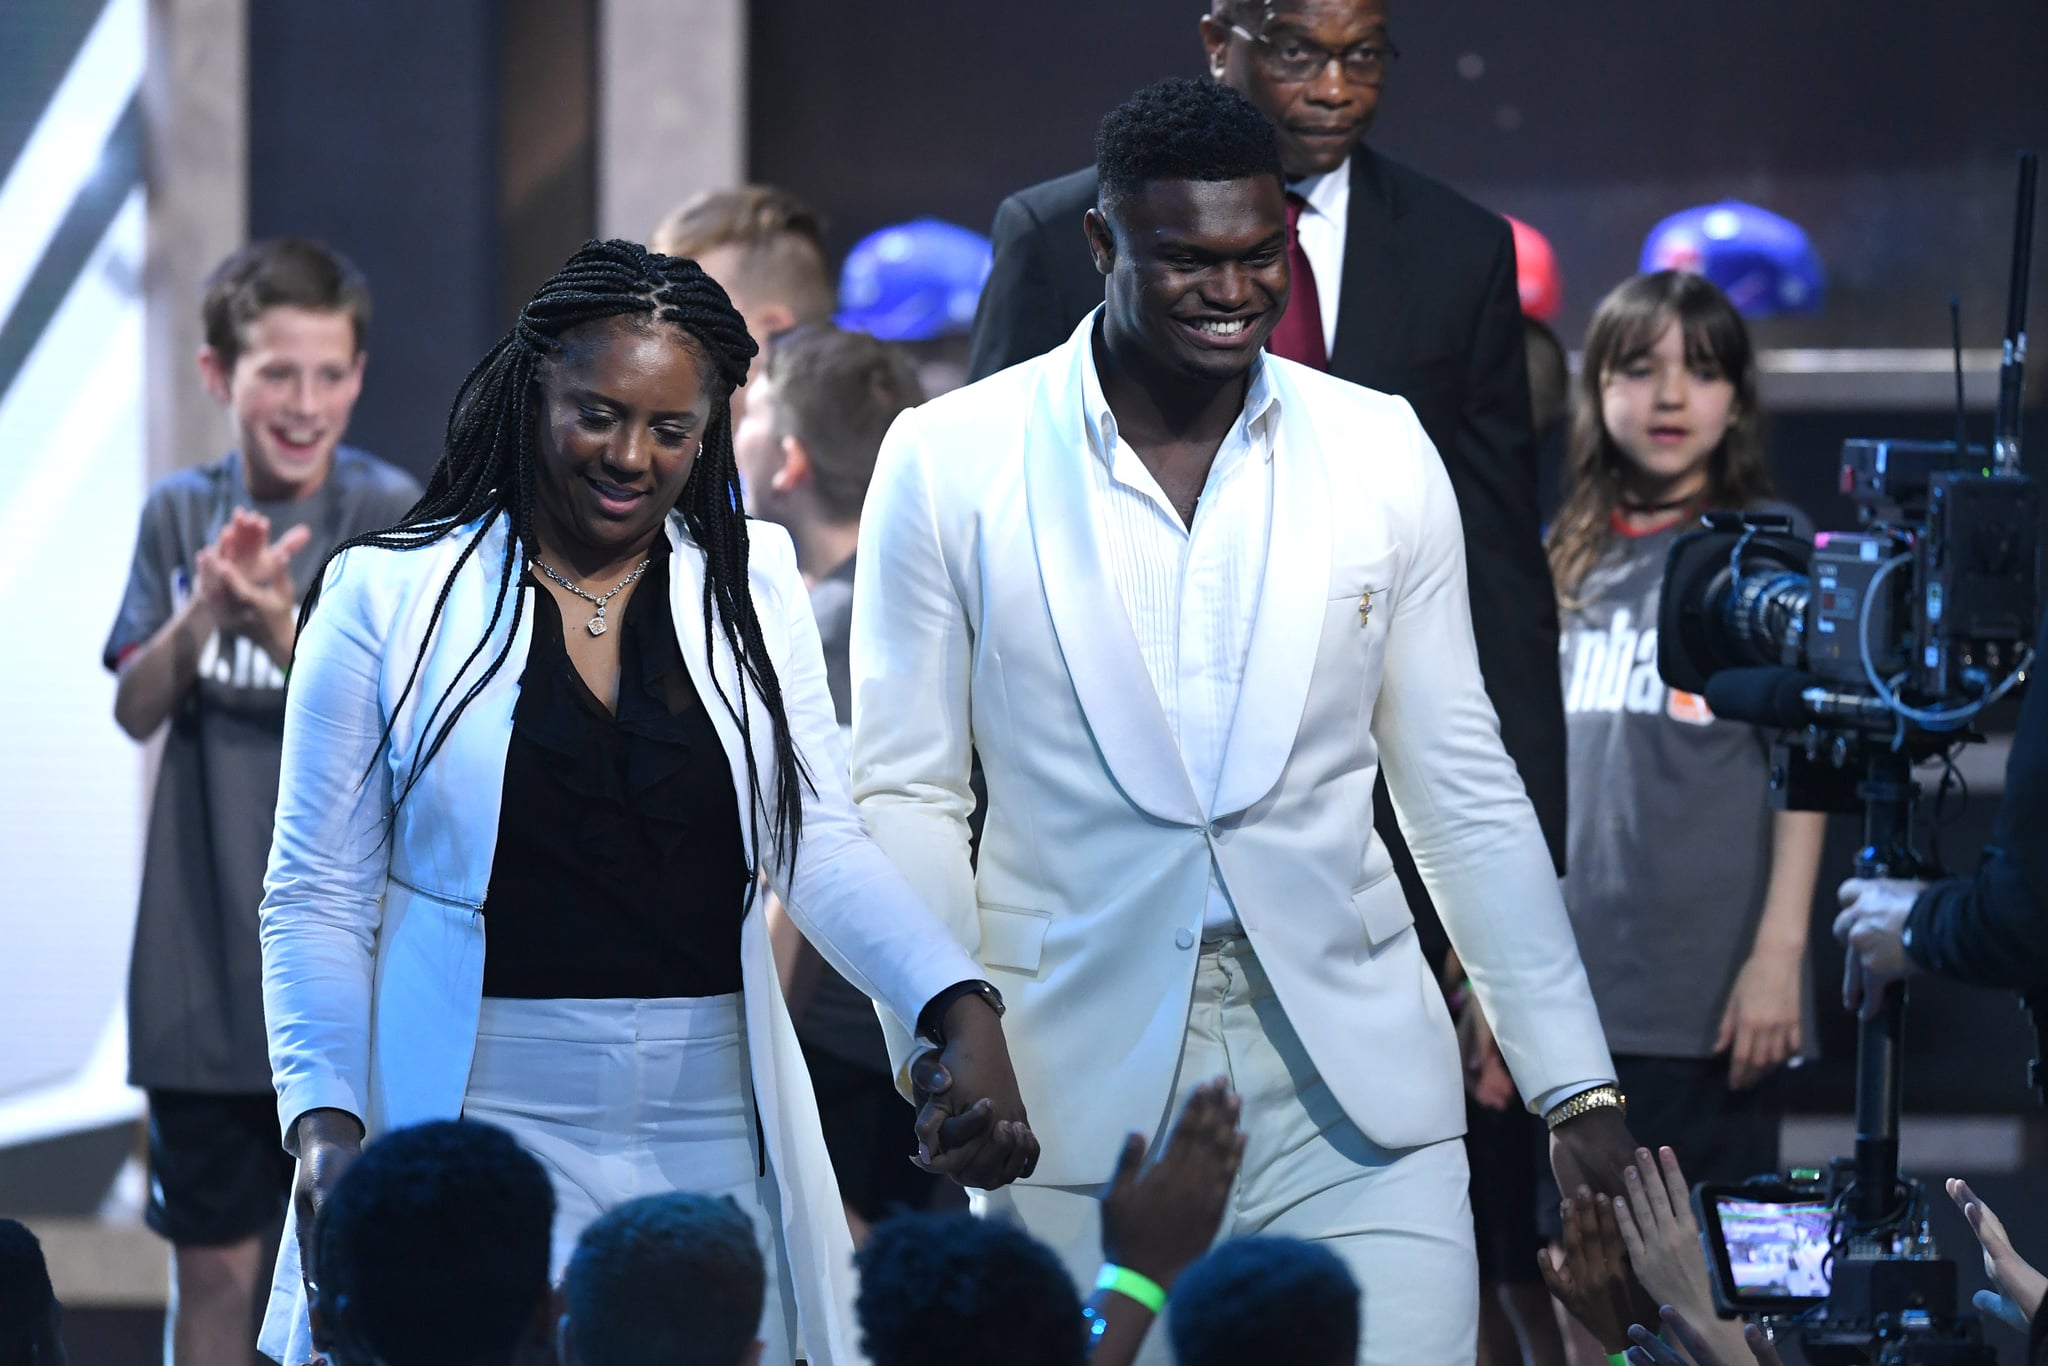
1098, 1078, 1245, 1289
1612, 1147, 1750, 1365
908, 996, 1038, 1189
1948, 1177, 2047, 1333
1624, 1305, 1785, 1366
196, 508, 312, 666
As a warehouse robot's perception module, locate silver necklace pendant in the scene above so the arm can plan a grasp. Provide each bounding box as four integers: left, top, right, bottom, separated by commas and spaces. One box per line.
587, 610, 608, 637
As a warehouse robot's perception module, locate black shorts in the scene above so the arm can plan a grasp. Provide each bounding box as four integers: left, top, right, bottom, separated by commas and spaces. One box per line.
1466, 1096, 1548, 1284
145, 1090, 295, 1247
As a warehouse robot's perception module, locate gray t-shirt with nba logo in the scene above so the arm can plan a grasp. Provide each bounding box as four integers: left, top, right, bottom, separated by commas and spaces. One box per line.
1557, 501, 1810, 1058
103, 447, 419, 1092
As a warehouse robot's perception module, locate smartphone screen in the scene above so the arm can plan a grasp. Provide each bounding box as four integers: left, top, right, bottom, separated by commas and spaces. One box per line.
1715, 1196, 1834, 1299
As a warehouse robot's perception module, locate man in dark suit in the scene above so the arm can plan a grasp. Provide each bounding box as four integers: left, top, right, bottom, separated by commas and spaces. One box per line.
968, 0, 1568, 945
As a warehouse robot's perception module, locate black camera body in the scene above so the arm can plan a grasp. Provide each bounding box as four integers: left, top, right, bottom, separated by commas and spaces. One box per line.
1659, 441, 2039, 769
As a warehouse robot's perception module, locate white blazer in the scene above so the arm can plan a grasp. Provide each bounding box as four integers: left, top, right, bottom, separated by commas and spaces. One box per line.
850, 314, 1613, 1188
257, 512, 980, 1366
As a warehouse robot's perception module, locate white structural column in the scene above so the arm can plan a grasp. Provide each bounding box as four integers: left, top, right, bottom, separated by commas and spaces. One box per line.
143, 0, 243, 482
597, 0, 746, 243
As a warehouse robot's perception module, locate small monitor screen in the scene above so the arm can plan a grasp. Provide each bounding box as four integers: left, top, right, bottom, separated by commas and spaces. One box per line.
1715, 1196, 1833, 1298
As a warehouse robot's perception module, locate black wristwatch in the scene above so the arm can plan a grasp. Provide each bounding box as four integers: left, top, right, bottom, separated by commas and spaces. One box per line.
918, 979, 1005, 1047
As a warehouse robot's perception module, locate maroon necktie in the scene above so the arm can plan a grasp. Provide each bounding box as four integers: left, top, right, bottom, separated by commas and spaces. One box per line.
1266, 191, 1328, 370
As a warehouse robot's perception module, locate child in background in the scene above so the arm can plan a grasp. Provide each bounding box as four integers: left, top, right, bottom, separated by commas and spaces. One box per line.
1547, 269, 1824, 1188
103, 238, 419, 1366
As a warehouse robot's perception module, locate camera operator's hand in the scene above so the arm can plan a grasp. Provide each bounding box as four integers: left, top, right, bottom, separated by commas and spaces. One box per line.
1948, 1177, 2047, 1333
1833, 878, 1925, 1018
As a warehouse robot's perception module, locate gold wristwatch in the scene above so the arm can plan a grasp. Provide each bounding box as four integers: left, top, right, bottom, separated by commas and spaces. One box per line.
1543, 1084, 1627, 1131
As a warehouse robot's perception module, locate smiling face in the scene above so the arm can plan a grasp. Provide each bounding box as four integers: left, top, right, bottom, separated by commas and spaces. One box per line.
1090, 176, 1290, 385
1202, 0, 1393, 178
531, 317, 716, 570
1599, 318, 1740, 501
202, 304, 365, 501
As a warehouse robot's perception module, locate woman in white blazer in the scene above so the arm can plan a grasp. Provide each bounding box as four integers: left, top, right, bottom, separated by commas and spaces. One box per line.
257, 241, 1035, 1366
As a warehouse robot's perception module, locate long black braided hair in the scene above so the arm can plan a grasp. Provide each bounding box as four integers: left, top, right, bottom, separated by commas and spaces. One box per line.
296, 238, 808, 872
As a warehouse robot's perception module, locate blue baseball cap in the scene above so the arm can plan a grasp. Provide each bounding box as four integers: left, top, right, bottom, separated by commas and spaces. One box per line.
836, 218, 993, 342
1640, 201, 1824, 318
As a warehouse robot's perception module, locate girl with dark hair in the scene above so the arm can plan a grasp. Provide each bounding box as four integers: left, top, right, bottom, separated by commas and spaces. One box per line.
1543, 271, 1825, 1195
256, 241, 1032, 1366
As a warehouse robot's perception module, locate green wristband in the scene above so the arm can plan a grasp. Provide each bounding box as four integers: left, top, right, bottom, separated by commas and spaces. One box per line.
1094, 1263, 1167, 1314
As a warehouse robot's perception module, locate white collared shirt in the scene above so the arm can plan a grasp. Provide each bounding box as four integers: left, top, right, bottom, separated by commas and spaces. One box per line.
1079, 331, 1280, 936
1289, 157, 1350, 359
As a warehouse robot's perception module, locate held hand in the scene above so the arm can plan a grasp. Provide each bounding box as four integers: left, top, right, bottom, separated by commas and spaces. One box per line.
292, 1108, 364, 1351
1715, 947, 1803, 1090
1549, 1105, 1639, 1203
1098, 1078, 1245, 1288
1833, 878, 1924, 1018
1456, 993, 1516, 1111
1949, 1177, 2048, 1332
910, 997, 1038, 1189
1538, 1188, 1643, 1353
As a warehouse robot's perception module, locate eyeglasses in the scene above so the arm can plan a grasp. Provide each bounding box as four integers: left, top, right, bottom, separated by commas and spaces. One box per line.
1229, 24, 1401, 84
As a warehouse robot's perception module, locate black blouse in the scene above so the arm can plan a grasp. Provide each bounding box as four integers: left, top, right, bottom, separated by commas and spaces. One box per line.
480, 543, 751, 999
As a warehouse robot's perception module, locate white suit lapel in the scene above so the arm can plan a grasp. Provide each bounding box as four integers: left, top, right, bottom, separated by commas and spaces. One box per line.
1213, 363, 1331, 816
1021, 327, 1204, 827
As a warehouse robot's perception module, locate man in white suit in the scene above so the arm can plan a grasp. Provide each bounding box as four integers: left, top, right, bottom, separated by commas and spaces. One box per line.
851, 78, 1632, 1363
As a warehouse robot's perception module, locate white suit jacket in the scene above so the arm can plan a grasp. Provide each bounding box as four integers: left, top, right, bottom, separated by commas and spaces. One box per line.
257, 512, 979, 1366
850, 314, 1612, 1187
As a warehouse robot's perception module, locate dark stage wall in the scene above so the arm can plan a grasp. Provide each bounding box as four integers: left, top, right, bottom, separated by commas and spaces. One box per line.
749, 0, 2048, 352
248, 0, 595, 482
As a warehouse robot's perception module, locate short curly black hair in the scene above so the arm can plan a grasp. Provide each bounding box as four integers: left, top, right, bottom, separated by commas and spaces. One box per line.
1168, 1236, 1360, 1366
315, 1120, 554, 1366
855, 1212, 1085, 1366
1095, 77, 1283, 217
563, 1192, 765, 1366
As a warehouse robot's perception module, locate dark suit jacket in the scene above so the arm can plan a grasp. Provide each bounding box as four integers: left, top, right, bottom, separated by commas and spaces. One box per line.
967, 150, 1569, 943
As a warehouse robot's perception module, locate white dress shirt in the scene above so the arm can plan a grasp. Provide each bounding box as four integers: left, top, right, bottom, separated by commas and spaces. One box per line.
1290, 157, 1350, 359
1080, 336, 1279, 936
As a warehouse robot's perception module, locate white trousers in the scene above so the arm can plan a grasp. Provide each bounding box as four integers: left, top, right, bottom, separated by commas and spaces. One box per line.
462, 994, 799, 1363
976, 939, 1478, 1366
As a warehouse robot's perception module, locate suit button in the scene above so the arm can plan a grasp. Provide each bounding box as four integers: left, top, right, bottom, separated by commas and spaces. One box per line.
1175, 928, 1195, 950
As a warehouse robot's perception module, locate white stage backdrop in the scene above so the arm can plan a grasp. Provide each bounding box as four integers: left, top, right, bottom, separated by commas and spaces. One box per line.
0, 0, 148, 1149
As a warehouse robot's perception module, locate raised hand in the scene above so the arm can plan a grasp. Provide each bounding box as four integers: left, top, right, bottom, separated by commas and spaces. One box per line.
1098, 1078, 1245, 1288
1612, 1147, 1749, 1364
1624, 1305, 1786, 1366
1948, 1177, 2047, 1333
1539, 1187, 1642, 1353
908, 996, 1038, 1189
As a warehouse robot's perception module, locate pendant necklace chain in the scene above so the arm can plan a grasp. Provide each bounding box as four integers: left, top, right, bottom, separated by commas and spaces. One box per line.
531, 555, 652, 636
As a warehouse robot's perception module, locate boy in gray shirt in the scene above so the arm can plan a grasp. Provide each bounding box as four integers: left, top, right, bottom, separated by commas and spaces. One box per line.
103, 239, 418, 1366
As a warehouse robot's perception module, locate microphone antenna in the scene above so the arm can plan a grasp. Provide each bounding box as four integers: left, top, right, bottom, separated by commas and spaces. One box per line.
1994, 150, 2037, 475
1952, 296, 1971, 470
